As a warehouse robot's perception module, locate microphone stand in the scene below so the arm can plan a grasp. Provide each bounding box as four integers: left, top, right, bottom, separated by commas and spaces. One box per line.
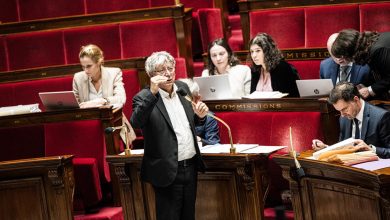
289, 127, 305, 180
182, 95, 236, 154
124, 124, 131, 156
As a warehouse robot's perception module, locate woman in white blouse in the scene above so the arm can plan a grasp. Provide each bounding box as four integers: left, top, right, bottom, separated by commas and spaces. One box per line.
201, 38, 251, 97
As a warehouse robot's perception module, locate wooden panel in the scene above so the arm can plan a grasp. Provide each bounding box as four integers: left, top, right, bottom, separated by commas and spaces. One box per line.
0, 155, 74, 220
273, 152, 390, 220
107, 153, 268, 220
0, 178, 48, 220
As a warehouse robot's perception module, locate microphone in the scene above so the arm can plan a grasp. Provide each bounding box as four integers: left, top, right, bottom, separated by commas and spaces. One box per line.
104, 125, 125, 134
177, 87, 236, 153
289, 127, 305, 180
104, 124, 132, 155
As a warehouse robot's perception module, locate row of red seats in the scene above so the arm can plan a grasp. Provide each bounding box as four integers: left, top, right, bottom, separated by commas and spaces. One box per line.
0, 19, 179, 72
246, 2, 390, 49
0, 0, 215, 23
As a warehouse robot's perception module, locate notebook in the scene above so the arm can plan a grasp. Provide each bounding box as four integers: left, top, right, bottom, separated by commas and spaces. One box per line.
296, 79, 334, 98
39, 91, 79, 110
193, 75, 239, 100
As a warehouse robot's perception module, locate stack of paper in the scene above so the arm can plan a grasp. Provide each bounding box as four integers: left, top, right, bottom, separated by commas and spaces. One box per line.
242, 91, 288, 99
313, 138, 355, 159
0, 103, 41, 117
200, 144, 286, 154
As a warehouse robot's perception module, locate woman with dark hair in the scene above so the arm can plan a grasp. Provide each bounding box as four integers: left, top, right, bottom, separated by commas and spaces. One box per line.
202, 38, 251, 97
249, 33, 300, 97
331, 29, 390, 99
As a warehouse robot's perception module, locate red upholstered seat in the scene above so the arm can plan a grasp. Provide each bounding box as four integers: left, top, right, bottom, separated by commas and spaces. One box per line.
122, 69, 140, 118
0, 0, 18, 23
360, 2, 390, 32
44, 120, 110, 182
73, 158, 103, 210
197, 8, 224, 52
0, 36, 7, 72
74, 207, 123, 220
193, 62, 205, 77
6, 31, 66, 70
63, 24, 121, 64
250, 8, 305, 49
85, 0, 148, 14
288, 60, 321, 80
305, 4, 359, 47
18, 0, 85, 21
120, 19, 179, 58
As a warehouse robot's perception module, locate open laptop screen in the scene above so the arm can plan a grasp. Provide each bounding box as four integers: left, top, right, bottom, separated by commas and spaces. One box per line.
296, 79, 334, 98
193, 75, 239, 100
39, 91, 79, 110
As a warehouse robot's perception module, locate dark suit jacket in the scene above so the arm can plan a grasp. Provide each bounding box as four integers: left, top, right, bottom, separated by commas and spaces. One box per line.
320, 58, 370, 86
130, 81, 205, 187
250, 60, 300, 97
339, 102, 390, 158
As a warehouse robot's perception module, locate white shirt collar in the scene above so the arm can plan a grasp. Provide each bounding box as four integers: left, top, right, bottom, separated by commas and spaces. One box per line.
158, 84, 178, 99
355, 99, 365, 122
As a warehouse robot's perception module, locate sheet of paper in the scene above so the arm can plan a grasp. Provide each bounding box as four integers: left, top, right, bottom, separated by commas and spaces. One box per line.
201, 144, 258, 153
242, 91, 288, 99
241, 146, 287, 154
119, 149, 144, 155
352, 158, 390, 171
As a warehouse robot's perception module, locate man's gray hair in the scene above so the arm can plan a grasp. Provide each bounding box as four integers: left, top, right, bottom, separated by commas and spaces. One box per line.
145, 51, 176, 76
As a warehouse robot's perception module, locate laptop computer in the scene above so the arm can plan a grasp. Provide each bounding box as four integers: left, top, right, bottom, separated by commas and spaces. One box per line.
296, 79, 334, 98
39, 91, 79, 110
193, 75, 239, 100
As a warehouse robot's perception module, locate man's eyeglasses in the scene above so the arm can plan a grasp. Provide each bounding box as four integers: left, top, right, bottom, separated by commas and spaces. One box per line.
154, 66, 175, 76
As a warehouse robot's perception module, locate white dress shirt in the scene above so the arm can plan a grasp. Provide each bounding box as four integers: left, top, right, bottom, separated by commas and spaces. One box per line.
159, 85, 196, 161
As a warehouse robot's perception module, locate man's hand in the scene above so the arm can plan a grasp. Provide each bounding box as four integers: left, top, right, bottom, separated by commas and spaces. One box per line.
312, 139, 327, 151
353, 139, 372, 152
150, 75, 169, 95
358, 87, 370, 99
192, 101, 208, 119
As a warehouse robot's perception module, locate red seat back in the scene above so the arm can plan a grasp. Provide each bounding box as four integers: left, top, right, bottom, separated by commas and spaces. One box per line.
18, 0, 85, 21
360, 2, 390, 32
85, 0, 148, 14
289, 60, 321, 80
250, 8, 305, 49
0, 0, 18, 23
63, 24, 121, 64
305, 4, 359, 47
197, 8, 224, 52
120, 19, 179, 58
0, 36, 8, 72
6, 31, 66, 70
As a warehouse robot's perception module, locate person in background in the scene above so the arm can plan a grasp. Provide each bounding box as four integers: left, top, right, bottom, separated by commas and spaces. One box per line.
320, 33, 370, 86
202, 38, 251, 97
73, 44, 135, 146
312, 82, 390, 159
179, 78, 220, 146
249, 33, 300, 97
131, 51, 208, 220
331, 29, 390, 100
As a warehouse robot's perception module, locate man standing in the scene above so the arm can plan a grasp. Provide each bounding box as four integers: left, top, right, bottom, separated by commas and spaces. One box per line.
130, 51, 208, 220
312, 82, 390, 158
320, 33, 370, 86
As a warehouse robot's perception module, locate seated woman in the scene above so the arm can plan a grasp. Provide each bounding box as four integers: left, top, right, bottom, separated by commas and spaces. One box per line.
249, 33, 300, 97
179, 78, 220, 146
73, 44, 135, 145
202, 38, 251, 97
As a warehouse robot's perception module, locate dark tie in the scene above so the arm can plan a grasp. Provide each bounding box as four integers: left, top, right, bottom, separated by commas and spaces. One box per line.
340, 66, 349, 82
354, 118, 360, 139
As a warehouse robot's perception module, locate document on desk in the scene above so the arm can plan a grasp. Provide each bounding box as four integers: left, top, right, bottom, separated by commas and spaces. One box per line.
313, 137, 355, 159
352, 158, 390, 171
242, 91, 288, 99
200, 144, 286, 154
119, 149, 144, 155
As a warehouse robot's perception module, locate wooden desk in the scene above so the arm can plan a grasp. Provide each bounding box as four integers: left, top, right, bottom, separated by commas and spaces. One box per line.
273, 152, 390, 220
0, 106, 123, 155
204, 98, 340, 145
106, 153, 269, 220
0, 155, 74, 220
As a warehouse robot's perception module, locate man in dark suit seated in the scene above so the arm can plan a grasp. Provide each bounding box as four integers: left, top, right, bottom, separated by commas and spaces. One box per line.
312, 82, 390, 159
130, 51, 208, 220
320, 33, 370, 86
